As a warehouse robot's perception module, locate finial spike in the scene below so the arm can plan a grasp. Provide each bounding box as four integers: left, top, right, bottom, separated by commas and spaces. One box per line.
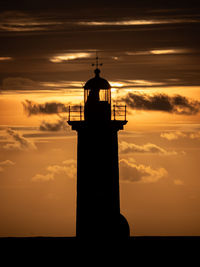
92, 51, 103, 70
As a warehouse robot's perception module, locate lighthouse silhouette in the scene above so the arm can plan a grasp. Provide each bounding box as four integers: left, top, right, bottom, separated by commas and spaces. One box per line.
68, 58, 130, 239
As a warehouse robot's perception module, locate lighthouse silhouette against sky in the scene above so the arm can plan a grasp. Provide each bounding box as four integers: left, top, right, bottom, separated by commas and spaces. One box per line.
68, 57, 130, 239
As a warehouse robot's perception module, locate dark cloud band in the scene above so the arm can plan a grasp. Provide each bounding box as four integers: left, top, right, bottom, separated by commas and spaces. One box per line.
121, 93, 200, 115
22, 100, 68, 116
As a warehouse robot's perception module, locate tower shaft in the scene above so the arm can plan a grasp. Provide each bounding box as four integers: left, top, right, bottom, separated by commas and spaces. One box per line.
69, 120, 127, 238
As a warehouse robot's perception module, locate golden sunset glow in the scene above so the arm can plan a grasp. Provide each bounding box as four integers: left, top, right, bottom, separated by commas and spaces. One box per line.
150, 49, 186, 55
50, 53, 92, 63
77, 19, 199, 26
126, 49, 188, 56
0, 1, 200, 239
0, 57, 12, 61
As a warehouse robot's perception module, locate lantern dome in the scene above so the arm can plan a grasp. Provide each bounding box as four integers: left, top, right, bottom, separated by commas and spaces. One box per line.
84, 68, 111, 90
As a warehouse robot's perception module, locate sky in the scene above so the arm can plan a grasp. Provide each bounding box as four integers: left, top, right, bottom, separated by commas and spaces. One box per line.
0, 0, 200, 237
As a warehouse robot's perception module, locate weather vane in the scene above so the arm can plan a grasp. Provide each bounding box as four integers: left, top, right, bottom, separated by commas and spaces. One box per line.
92, 51, 103, 69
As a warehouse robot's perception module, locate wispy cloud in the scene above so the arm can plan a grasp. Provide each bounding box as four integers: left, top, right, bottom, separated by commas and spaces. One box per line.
119, 158, 167, 183
119, 141, 177, 155
150, 49, 185, 55
160, 131, 187, 140
1, 77, 85, 91
32, 173, 54, 181
40, 81, 83, 89
1, 77, 181, 92
189, 131, 200, 139
39, 117, 70, 132
174, 179, 184, 186
0, 10, 199, 34
3, 128, 37, 151
49, 52, 92, 63
32, 159, 76, 182
0, 11, 63, 32
124, 79, 165, 86
110, 82, 124, 88
126, 49, 188, 56
0, 160, 15, 166
2, 77, 41, 91
0, 160, 15, 172
77, 18, 199, 26
0, 57, 13, 61
161, 130, 200, 140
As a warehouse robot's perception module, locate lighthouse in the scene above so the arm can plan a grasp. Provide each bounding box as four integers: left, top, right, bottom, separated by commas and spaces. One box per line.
68, 60, 130, 239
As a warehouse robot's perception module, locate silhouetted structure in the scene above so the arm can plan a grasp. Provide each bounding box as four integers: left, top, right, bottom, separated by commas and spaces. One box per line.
68, 63, 129, 239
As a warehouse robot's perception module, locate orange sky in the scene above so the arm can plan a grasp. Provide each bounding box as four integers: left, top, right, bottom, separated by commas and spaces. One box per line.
0, 85, 200, 236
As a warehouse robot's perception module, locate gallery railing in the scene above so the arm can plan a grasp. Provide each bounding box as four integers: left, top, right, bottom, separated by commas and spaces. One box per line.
68, 104, 127, 121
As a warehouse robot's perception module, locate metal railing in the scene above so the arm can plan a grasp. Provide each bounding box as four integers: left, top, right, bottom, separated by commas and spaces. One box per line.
68, 105, 84, 121
112, 105, 126, 121
68, 104, 127, 121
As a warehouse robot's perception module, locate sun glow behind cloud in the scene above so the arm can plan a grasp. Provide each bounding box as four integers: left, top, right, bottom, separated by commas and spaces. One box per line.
0, 21, 62, 32
40, 81, 83, 88
0, 11, 63, 32
77, 18, 199, 26
150, 49, 185, 55
110, 82, 124, 88
126, 49, 188, 56
1, 9, 199, 34
50, 53, 92, 63
0, 57, 12, 61
126, 80, 166, 86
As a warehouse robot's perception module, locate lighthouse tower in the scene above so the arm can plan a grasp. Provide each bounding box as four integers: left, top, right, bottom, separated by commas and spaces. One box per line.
68, 61, 130, 239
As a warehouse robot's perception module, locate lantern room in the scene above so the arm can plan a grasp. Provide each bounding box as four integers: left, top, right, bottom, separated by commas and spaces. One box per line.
84, 68, 112, 121
84, 68, 111, 104
67, 58, 127, 122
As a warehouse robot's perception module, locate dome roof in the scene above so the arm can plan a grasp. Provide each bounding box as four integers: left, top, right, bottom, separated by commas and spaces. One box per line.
84, 68, 111, 90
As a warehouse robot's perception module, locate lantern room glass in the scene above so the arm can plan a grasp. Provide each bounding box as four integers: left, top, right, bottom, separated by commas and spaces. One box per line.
84, 88, 111, 104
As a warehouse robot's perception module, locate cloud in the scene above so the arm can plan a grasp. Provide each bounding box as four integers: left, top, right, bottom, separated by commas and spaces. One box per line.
31, 173, 54, 182
174, 179, 184, 186
161, 130, 200, 140
0, 160, 15, 166
119, 159, 167, 183
119, 141, 177, 155
77, 18, 199, 26
50, 52, 92, 63
160, 131, 187, 140
46, 164, 75, 179
0, 160, 15, 172
1, 78, 85, 91
0, 11, 62, 32
126, 49, 188, 56
40, 81, 83, 89
0, 57, 12, 61
150, 49, 185, 55
1, 78, 84, 91
39, 117, 70, 132
32, 159, 76, 182
110, 79, 167, 89
122, 93, 200, 115
23, 100, 68, 116
2, 77, 40, 91
125, 79, 165, 87
3, 128, 37, 151
189, 131, 200, 139
1, 9, 199, 34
